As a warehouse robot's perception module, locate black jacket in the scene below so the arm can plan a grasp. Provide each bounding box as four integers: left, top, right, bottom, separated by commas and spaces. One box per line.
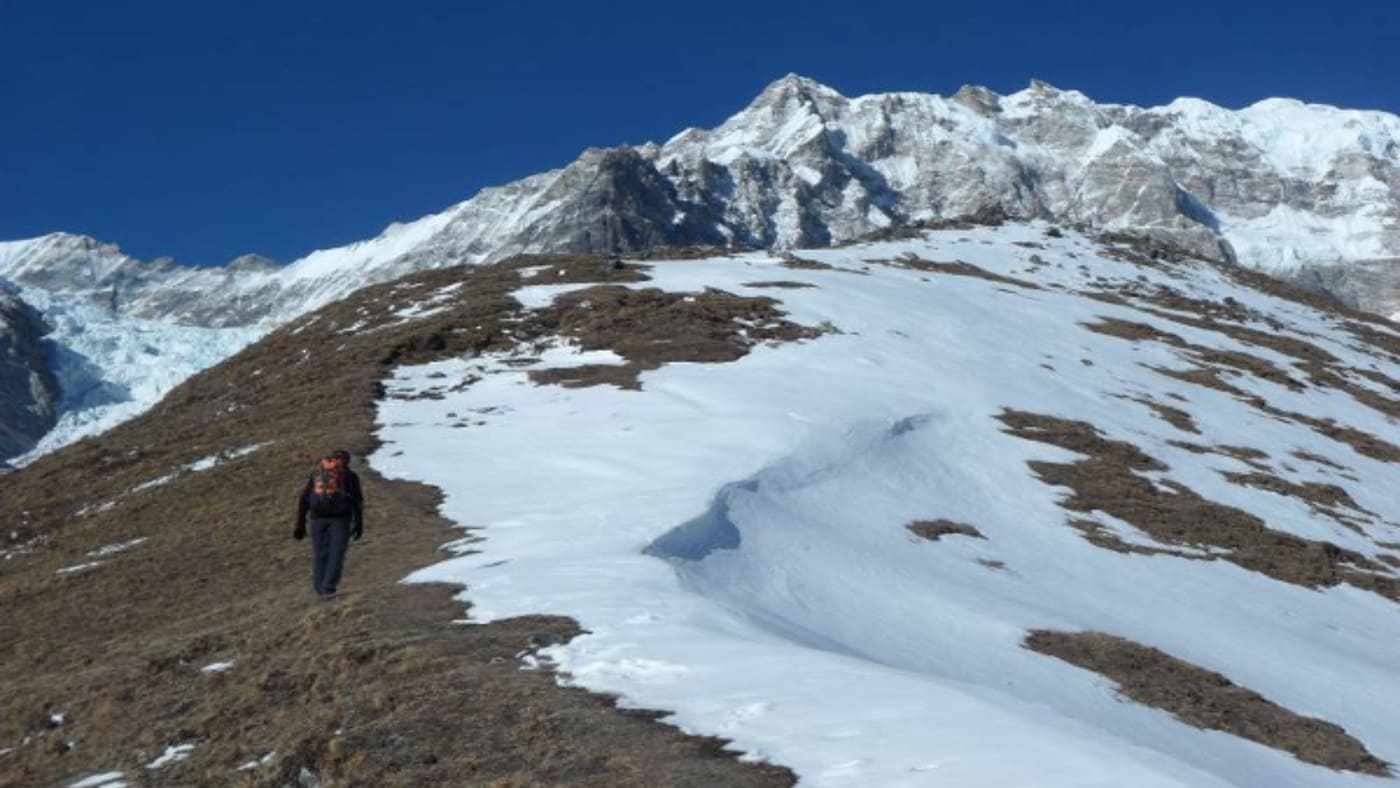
296, 468, 364, 528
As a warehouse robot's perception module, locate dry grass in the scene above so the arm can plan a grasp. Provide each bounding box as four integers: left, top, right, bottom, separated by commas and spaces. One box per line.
1117, 395, 1200, 434
0, 255, 796, 787
906, 520, 985, 542
869, 255, 1043, 290
996, 410, 1399, 602
739, 281, 817, 290
1025, 630, 1391, 776
1167, 441, 1271, 471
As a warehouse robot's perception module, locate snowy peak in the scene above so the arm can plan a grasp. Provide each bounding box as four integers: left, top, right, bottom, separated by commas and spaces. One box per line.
10, 76, 1400, 329
745, 73, 848, 113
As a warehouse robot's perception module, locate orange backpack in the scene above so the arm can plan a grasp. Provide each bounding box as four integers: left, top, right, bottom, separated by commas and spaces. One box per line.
308, 456, 352, 516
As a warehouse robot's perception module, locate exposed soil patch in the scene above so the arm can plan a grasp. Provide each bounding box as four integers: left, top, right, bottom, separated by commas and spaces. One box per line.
1084, 279, 1398, 418
996, 410, 1399, 602
1083, 316, 1185, 345
1145, 362, 1249, 398
1222, 472, 1361, 512
1294, 361, 1400, 420
0, 255, 796, 787
1355, 367, 1400, 394
1066, 519, 1204, 559
521, 286, 820, 390
870, 255, 1043, 290
1143, 363, 1400, 464
1115, 395, 1199, 434
1138, 306, 1317, 361
1214, 262, 1400, 357
1221, 471, 1371, 533
1025, 630, 1391, 776
740, 281, 817, 290
633, 245, 741, 261
1096, 231, 1200, 269
906, 520, 985, 542
1241, 399, 1400, 464
777, 254, 834, 271
1291, 450, 1349, 472
1084, 317, 1305, 391
510, 256, 654, 287
1193, 348, 1305, 391
843, 206, 1010, 245
997, 409, 1164, 472
528, 364, 641, 391
1167, 441, 1271, 471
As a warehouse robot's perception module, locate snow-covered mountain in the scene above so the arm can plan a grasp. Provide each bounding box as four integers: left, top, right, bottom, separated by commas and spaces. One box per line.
4, 74, 1399, 461
9, 75, 1400, 327
0, 237, 263, 461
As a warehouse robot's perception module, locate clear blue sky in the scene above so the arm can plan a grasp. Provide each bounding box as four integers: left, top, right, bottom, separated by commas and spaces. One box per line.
2, 0, 1395, 265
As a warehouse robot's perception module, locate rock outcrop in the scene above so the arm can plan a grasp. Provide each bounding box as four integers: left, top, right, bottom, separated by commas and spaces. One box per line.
0, 288, 59, 458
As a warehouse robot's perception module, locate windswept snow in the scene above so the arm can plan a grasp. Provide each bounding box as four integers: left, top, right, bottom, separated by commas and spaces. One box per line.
374, 224, 1400, 787
67, 772, 127, 788
86, 538, 147, 558
145, 742, 197, 769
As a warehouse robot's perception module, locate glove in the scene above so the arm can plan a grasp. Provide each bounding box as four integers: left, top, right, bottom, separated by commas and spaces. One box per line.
293, 523, 306, 541
351, 521, 363, 541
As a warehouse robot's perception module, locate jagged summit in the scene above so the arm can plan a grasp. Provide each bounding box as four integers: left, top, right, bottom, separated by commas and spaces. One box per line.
7, 75, 1400, 329
3, 75, 1399, 460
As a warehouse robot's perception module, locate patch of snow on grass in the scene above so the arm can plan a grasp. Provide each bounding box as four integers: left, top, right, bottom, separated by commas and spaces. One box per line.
68, 773, 127, 788
235, 751, 276, 771
512, 283, 594, 310
200, 661, 235, 673
146, 742, 197, 769
55, 561, 104, 576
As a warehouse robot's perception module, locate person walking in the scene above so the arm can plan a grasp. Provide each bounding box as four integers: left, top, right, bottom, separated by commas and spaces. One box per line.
294, 449, 364, 597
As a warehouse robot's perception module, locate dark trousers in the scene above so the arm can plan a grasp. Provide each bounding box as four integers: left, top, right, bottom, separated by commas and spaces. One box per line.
310, 517, 352, 594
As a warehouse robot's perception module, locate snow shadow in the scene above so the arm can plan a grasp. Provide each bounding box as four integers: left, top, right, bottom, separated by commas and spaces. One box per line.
644, 478, 753, 561
644, 412, 938, 564
46, 341, 130, 413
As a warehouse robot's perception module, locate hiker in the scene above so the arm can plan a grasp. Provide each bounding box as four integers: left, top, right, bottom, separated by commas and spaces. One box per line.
293, 450, 364, 596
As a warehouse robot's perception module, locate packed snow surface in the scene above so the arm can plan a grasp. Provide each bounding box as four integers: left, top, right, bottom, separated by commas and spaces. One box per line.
145, 743, 196, 769
67, 772, 127, 788
374, 225, 1400, 786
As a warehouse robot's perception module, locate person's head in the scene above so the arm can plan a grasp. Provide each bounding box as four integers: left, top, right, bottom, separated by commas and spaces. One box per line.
332, 449, 352, 467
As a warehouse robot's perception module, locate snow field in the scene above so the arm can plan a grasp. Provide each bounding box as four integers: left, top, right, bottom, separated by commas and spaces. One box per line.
374, 225, 1400, 786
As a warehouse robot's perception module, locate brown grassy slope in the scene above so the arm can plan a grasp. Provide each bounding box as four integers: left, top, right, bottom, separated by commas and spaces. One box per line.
0, 256, 795, 787
1025, 631, 1391, 776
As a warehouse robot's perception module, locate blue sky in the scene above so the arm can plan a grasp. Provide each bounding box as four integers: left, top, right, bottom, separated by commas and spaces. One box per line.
2, 0, 1396, 265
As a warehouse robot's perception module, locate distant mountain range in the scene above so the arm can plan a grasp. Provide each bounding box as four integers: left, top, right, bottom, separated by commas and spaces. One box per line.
1, 74, 1398, 459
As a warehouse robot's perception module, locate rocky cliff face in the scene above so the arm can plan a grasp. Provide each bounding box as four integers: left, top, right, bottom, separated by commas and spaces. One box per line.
0, 288, 59, 458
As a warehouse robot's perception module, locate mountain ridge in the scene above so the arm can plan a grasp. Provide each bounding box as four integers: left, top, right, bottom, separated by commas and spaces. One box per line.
6, 74, 1400, 326
3, 74, 1398, 461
